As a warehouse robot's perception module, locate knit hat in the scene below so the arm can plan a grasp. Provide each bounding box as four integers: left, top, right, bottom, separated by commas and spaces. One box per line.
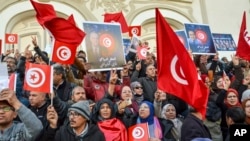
68, 101, 90, 120
241, 89, 250, 102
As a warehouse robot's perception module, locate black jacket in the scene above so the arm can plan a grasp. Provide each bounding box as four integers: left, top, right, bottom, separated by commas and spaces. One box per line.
181, 114, 211, 141
131, 70, 157, 102
43, 123, 105, 141
159, 118, 178, 141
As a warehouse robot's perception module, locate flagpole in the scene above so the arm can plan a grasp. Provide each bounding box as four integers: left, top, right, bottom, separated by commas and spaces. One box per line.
51, 92, 53, 106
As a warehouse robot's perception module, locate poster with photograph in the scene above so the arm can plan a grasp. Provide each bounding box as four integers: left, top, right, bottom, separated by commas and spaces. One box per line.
184, 23, 216, 55
123, 38, 131, 57
212, 33, 237, 51
175, 30, 189, 50
83, 22, 126, 71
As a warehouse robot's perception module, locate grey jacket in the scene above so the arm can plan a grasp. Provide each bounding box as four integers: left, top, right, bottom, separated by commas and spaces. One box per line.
0, 105, 43, 141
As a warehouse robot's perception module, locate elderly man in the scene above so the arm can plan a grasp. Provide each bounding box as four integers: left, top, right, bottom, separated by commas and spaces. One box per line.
44, 101, 105, 141
131, 64, 157, 102
0, 88, 43, 140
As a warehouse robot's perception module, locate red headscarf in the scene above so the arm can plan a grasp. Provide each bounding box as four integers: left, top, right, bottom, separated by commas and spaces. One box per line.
98, 118, 127, 141
224, 88, 241, 108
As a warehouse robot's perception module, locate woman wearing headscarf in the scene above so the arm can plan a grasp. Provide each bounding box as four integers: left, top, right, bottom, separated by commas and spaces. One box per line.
216, 87, 242, 141
137, 101, 162, 141
91, 98, 127, 141
159, 103, 183, 141
115, 85, 139, 128
106, 70, 139, 128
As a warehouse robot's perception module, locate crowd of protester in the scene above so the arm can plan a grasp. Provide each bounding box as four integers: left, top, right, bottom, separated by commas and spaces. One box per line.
0, 37, 250, 141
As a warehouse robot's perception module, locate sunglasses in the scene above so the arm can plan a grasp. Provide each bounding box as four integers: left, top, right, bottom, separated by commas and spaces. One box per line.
0, 106, 15, 112
135, 86, 143, 89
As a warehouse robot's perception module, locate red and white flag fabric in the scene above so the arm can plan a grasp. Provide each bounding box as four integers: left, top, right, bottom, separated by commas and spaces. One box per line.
236, 11, 250, 61
104, 12, 129, 33
5, 34, 18, 44
51, 40, 76, 64
137, 47, 147, 60
44, 17, 85, 45
128, 123, 149, 141
24, 62, 53, 93
129, 26, 141, 37
9, 73, 17, 91
30, 0, 56, 26
156, 8, 209, 117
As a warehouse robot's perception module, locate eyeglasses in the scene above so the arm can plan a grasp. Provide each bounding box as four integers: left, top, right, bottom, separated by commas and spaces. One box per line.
0, 106, 14, 112
135, 87, 143, 89
68, 111, 81, 118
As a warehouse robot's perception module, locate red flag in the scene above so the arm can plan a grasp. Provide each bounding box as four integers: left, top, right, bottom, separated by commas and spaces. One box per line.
67, 14, 76, 25
5, 34, 18, 44
104, 12, 128, 33
236, 11, 250, 61
30, 0, 56, 26
128, 123, 149, 141
24, 62, 53, 93
9, 73, 17, 91
44, 17, 85, 45
129, 26, 141, 37
137, 47, 147, 60
156, 8, 209, 117
51, 40, 76, 64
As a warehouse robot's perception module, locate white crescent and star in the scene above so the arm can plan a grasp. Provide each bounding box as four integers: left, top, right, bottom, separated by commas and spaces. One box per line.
132, 27, 138, 34
8, 35, 16, 43
56, 46, 71, 61
26, 68, 45, 88
102, 37, 112, 48
197, 32, 205, 40
140, 48, 147, 58
170, 55, 188, 85
132, 127, 145, 139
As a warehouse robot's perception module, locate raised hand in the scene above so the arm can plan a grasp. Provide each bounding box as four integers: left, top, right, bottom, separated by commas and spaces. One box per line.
0, 88, 22, 110
109, 69, 118, 85
231, 54, 239, 66
31, 36, 38, 47
47, 105, 58, 129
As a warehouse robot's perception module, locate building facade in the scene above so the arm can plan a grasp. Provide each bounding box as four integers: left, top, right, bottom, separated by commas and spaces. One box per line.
0, 0, 249, 58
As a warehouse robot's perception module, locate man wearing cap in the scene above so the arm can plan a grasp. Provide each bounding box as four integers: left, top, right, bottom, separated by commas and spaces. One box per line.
45, 101, 105, 141
0, 88, 43, 140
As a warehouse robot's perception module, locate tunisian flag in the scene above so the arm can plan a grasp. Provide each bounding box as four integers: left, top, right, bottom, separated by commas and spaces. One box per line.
51, 40, 76, 64
24, 62, 53, 93
5, 34, 18, 44
128, 123, 149, 141
44, 17, 85, 45
137, 47, 147, 60
104, 12, 129, 33
236, 11, 250, 61
156, 8, 209, 117
30, 0, 56, 26
129, 26, 141, 37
